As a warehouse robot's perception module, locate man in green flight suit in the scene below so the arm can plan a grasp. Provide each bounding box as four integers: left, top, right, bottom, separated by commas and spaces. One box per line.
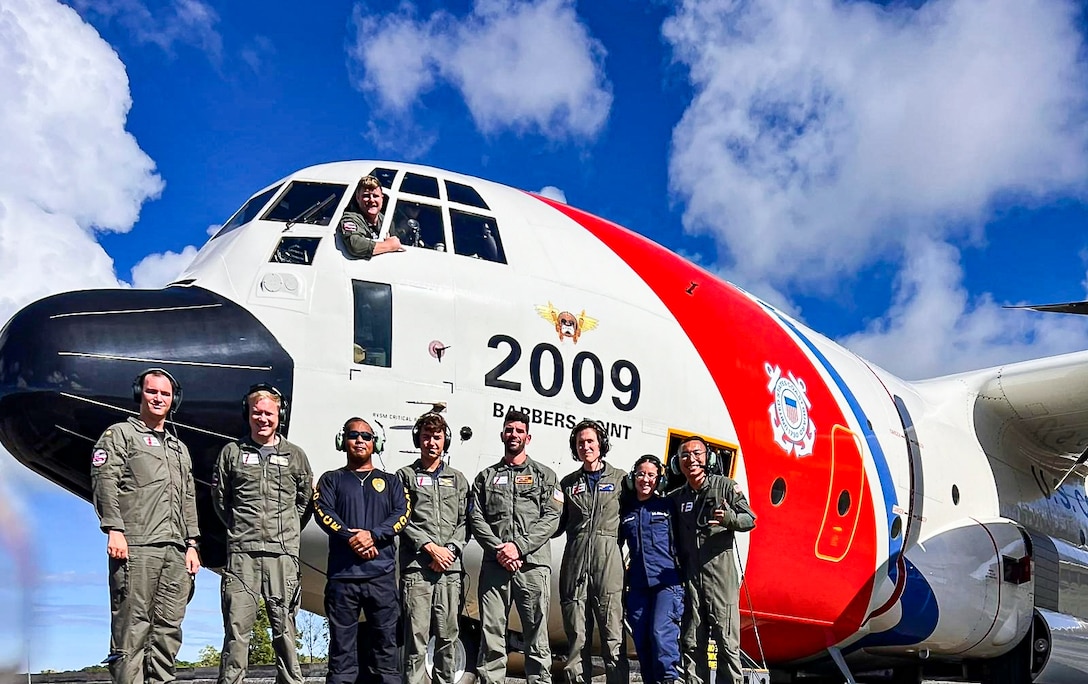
337, 175, 406, 259
91, 368, 201, 684
557, 420, 628, 684
468, 408, 563, 684
213, 384, 314, 684
670, 436, 757, 684
397, 412, 471, 684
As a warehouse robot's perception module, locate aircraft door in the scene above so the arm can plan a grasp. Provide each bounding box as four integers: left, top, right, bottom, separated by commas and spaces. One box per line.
390, 278, 457, 394
816, 425, 867, 561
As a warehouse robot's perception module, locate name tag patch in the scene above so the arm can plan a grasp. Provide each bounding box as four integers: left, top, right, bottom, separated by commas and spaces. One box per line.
270, 454, 289, 466
598, 483, 615, 492
438, 476, 455, 487
144, 435, 161, 447
515, 474, 534, 485
242, 453, 260, 465
493, 475, 509, 486
416, 475, 433, 487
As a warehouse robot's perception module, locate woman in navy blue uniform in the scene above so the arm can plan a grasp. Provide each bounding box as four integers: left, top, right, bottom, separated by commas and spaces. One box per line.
619, 455, 685, 684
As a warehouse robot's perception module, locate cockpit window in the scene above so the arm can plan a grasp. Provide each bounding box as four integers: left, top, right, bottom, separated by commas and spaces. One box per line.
271, 237, 321, 265
399, 173, 441, 199
369, 168, 398, 189
391, 200, 446, 252
263, 181, 347, 226
450, 209, 506, 264
352, 280, 392, 367
212, 184, 282, 240
445, 180, 489, 210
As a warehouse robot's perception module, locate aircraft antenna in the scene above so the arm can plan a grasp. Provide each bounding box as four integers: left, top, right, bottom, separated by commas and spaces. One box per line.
1054, 446, 1088, 490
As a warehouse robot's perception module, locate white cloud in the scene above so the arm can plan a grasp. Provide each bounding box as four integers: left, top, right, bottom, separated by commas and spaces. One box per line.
70, 0, 222, 59
0, 0, 163, 483
663, 0, 1088, 376
663, 0, 1088, 290
0, 0, 162, 323
129, 244, 199, 289
537, 185, 567, 203
840, 238, 1088, 380
206, 223, 221, 236
349, 0, 612, 141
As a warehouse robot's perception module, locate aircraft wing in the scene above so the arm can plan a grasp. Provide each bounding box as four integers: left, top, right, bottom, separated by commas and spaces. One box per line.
970, 349, 1088, 463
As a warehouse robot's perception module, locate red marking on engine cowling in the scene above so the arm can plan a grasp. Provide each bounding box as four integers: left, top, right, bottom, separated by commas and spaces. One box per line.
538, 197, 879, 662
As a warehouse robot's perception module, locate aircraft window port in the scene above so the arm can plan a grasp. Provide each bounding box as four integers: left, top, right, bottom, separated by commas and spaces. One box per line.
399, 173, 441, 199
271, 237, 321, 265
352, 280, 392, 368
836, 490, 851, 516
451, 209, 506, 264
392, 200, 446, 251
951, 484, 960, 505
890, 516, 902, 539
214, 183, 283, 239
770, 477, 786, 506
263, 181, 348, 226
445, 180, 490, 210
369, 167, 398, 189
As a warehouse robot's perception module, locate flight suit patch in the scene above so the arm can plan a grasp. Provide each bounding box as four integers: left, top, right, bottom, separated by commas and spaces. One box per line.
92, 449, 108, 467
416, 475, 434, 487
493, 475, 509, 485
270, 455, 289, 466
682, 502, 694, 512
553, 488, 565, 503
515, 475, 534, 485
438, 476, 455, 487
144, 435, 161, 447
372, 478, 386, 492
571, 482, 586, 495
599, 483, 615, 492
242, 453, 260, 465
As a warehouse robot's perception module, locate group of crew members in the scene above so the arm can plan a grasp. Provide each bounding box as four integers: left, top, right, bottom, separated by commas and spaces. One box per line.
90, 368, 756, 684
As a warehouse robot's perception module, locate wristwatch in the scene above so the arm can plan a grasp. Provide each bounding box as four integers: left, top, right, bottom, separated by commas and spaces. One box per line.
445, 543, 460, 558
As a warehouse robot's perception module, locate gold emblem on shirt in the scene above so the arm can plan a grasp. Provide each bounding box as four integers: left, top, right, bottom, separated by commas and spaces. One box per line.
372, 477, 386, 493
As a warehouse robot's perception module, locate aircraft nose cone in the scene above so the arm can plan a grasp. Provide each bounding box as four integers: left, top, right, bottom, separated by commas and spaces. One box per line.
0, 286, 294, 528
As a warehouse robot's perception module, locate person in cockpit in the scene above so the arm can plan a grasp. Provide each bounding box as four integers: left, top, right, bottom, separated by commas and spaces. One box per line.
337, 175, 406, 259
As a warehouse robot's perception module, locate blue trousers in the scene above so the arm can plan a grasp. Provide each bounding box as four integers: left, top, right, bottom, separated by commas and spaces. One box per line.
627, 583, 684, 683
324, 574, 400, 684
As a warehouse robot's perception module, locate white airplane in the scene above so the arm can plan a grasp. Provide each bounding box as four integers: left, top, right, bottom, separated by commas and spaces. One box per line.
1, 160, 1087, 684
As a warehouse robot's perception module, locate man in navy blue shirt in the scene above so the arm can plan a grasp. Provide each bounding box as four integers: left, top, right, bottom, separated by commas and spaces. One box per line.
314, 417, 409, 684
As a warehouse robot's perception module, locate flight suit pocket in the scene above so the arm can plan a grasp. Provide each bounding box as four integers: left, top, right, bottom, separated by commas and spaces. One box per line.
127, 453, 166, 487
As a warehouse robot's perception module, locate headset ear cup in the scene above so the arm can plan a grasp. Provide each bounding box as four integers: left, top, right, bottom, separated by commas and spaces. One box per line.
335, 427, 345, 452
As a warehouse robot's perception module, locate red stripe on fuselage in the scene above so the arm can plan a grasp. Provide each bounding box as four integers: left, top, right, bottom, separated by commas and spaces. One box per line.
538, 196, 878, 662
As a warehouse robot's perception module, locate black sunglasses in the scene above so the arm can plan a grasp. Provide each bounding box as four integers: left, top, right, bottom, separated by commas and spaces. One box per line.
344, 430, 375, 442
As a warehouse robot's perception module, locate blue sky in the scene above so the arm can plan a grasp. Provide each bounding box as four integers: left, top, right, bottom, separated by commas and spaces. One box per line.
2, 0, 1088, 672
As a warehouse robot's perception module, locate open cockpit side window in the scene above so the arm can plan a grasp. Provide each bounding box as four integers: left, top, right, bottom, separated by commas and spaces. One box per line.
352, 280, 392, 367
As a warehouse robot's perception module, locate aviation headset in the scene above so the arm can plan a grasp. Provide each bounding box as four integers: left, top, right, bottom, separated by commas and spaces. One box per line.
568, 419, 610, 461
242, 383, 288, 426
132, 368, 182, 411
335, 416, 386, 454
412, 412, 452, 454
668, 435, 717, 476
626, 454, 667, 495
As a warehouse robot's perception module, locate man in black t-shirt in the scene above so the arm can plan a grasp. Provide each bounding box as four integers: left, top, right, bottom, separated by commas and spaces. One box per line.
314, 417, 409, 684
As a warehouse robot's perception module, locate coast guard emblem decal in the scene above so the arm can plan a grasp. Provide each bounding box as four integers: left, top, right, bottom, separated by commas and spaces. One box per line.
766, 362, 815, 457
